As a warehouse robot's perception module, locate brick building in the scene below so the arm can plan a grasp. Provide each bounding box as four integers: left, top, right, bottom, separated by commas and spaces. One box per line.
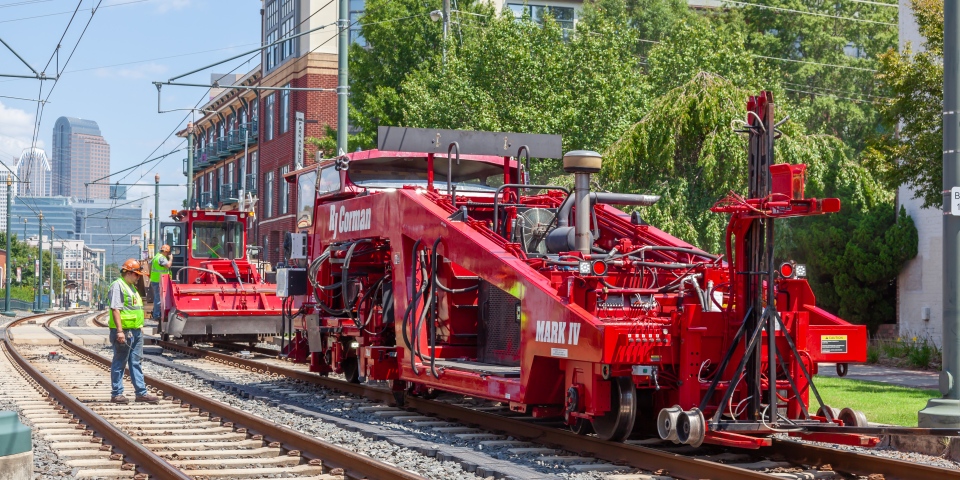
182, 69, 261, 214
256, 0, 338, 266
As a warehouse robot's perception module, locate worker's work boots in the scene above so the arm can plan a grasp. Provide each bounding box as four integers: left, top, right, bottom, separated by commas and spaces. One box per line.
135, 394, 160, 404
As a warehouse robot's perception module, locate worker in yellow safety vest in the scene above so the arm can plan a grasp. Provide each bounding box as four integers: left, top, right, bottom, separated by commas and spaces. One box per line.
150, 244, 172, 320
108, 259, 159, 404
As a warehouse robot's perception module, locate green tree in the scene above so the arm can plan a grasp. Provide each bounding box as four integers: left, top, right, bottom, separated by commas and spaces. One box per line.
397, 3, 646, 180
734, 0, 898, 151
779, 164, 919, 333
0, 232, 64, 304
603, 72, 807, 253
349, 0, 494, 149
645, 18, 758, 96
865, 0, 943, 208
603, 72, 916, 330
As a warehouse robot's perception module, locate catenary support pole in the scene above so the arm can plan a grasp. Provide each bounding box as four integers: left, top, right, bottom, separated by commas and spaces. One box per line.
3, 175, 12, 316
187, 122, 195, 209
149, 211, 154, 248
154, 174, 160, 246
337, 0, 348, 155
241, 127, 248, 212
34, 212, 44, 313
920, 0, 960, 428
49, 226, 54, 308
442, 0, 450, 64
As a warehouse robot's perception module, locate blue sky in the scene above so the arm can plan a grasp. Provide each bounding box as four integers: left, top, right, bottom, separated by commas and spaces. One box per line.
0, 0, 262, 230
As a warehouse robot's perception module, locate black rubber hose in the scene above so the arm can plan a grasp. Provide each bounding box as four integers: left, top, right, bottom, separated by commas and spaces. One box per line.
429, 237, 443, 378
412, 249, 433, 365
341, 239, 372, 315
400, 239, 423, 374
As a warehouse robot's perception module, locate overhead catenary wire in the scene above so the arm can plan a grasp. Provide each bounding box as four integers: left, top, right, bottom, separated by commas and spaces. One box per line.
0, 0, 148, 24
724, 1, 897, 26
27, 0, 105, 169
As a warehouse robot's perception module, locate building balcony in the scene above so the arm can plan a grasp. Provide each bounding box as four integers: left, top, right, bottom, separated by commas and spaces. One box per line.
245, 174, 257, 194
204, 144, 218, 161
219, 183, 239, 204
199, 191, 219, 208
216, 137, 230, 158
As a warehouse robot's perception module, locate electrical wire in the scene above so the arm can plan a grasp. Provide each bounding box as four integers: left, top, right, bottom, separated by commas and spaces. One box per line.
0, 0, 148, 24
725, 1, 896, 26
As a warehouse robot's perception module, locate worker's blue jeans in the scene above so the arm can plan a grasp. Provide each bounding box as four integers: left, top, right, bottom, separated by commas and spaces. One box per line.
109, 328, 147, 398
151, 282, 161, 319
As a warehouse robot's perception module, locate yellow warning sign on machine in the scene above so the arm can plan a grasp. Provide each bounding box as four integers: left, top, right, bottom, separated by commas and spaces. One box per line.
821, 335, 848, 354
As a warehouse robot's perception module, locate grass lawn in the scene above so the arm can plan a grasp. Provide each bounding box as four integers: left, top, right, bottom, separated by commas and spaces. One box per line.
812, 375, 940, 426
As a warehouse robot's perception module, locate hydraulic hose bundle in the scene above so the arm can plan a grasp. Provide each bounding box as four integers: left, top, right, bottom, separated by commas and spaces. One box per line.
401, 238, 480, 379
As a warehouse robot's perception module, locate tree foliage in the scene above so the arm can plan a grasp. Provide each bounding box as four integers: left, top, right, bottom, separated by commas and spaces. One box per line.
735, 0, 898, 151
353, 0, 646, 181
0, 232, 64, 298
866, 0, 944, 208
349, 0, 493, 149
603, 72, 916, 331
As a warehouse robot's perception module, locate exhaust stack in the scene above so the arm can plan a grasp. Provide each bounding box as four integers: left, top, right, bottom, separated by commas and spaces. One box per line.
563, 150, 602, 255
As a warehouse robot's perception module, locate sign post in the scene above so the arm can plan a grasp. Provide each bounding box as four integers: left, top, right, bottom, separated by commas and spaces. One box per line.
294, 111, 305, 170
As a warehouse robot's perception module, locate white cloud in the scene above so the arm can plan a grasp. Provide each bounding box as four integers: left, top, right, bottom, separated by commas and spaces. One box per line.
156, 0, 192, 14
94, 62, 169, 80
0, 100, 43, 163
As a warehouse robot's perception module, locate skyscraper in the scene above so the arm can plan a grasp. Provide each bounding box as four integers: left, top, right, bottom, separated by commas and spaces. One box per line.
16, 147, 52, 197
51, 117, 110, 199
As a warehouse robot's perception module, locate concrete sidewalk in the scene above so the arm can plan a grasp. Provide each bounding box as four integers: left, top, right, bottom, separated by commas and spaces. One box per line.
818, 362, 939, 390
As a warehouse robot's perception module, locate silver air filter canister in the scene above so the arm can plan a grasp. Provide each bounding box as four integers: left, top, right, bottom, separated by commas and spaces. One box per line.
562, 150, 602, 255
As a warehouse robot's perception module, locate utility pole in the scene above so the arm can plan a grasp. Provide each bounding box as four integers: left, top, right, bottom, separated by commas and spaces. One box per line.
337, 0, 349, 155
921, 0, 960, 428
3, 175, 13, 316
49, 226, 54, 309
240, 127, 249, 212
187, 122, 195, 209
154, 174, 160, 246
149, 211, 154, 249
33, 212, 44, 313
442, 0, 450, 64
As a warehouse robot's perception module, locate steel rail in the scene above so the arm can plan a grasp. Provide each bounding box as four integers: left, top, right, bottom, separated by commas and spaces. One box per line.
3, 313, 191, 480
155, 340, 781, 480
57, 321, 424, 480
763, 439, 960, 480
165, 339, 960, 480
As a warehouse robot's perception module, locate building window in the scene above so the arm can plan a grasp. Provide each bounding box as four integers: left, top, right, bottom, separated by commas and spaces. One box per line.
350, 0, 366, 46
218, 166, 225, 201
249, 151, 258, 191
280, 85, 290, 134
265, 94, 275, 141
280, 166, 289, 214
265, 171, 275, 218
281, 17, 295, 60
265, 0, 298, 73
508, 3, 575, 32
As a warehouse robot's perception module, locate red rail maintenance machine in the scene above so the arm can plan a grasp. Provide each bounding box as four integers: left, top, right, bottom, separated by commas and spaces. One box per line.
277, 93, 871, 448
156, 209, 284, 343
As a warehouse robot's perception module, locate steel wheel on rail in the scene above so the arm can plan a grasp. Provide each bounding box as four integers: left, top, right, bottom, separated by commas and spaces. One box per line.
571, 418, 593, 435
591, 377, 637, 442
342, 356, 361, 384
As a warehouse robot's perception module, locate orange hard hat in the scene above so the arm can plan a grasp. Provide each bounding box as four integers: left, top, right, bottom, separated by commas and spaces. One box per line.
121, 259, 147, 276
160, 244, 171, 254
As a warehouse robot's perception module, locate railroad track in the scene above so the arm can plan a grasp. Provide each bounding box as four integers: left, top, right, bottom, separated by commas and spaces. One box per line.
145, 336, 960, 480
3, 311, 424, 480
